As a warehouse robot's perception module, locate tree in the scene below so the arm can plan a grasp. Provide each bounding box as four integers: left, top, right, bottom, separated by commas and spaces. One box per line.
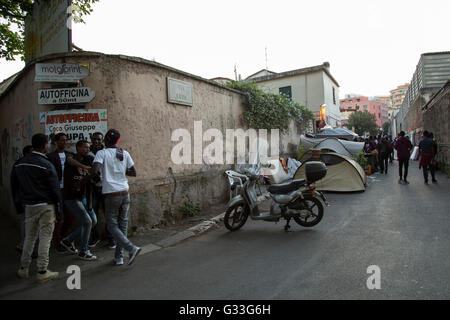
347, 111, 379, 136
0, 0, 99, 61
226, 81, 314, 134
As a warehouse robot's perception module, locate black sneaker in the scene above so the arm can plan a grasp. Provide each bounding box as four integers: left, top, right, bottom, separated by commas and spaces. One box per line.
88, 239, 100, 248
79, 250, 97, 261
403, 180, 410, 184
432, 179, 437, 183
55, 244, 68, 254
60, 239, 79, 254
107, 239, 116, 250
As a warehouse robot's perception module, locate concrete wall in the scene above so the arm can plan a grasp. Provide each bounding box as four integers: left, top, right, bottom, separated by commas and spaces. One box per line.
322, 73, 341, 127
0, 52, 249, 230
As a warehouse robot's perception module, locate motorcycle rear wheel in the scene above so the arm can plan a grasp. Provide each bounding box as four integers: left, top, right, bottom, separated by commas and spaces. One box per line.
293, 197, 324, 227
224, 202, 249, 231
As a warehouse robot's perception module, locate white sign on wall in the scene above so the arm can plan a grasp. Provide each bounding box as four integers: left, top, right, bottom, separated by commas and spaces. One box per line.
40, 109, 107, 143
35, 63, 90, 82
167, 77, 193, 106
38, 87, 95, 105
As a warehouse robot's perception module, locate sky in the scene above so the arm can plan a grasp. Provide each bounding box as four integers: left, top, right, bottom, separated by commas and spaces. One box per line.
1, 0, 449, 98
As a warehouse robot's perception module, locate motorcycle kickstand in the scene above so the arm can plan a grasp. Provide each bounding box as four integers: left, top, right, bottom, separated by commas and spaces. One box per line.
284, 217, 291, 232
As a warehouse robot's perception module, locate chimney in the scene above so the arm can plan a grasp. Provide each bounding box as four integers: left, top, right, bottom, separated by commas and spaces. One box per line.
323, 62, 330, 71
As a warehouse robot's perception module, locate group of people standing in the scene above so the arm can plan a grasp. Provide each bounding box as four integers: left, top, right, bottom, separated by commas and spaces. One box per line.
365, 130, 438, 185
11, 129, 141, 284
364, 135, 395, 174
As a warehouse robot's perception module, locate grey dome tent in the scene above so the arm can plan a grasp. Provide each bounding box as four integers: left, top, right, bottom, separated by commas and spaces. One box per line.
315, 128, 358, 141
300, 135, 364, 158
294, 152, 366, 192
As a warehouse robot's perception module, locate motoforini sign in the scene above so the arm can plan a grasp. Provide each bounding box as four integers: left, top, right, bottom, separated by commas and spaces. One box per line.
35, 63, 89, 82
40, 109, 107, 143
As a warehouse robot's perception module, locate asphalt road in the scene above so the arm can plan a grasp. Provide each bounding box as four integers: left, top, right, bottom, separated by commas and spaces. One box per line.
3, 161, 450, 300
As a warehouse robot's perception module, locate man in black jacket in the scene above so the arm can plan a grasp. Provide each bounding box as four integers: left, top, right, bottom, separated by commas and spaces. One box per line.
47, 133, 78, 253
11, 145, 36, 255
11, 133, 62, 283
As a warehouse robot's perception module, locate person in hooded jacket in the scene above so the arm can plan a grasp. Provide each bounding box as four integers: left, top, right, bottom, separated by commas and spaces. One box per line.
394, 131, 413, 184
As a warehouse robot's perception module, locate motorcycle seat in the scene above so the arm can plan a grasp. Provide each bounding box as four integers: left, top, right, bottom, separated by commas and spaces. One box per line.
268, 179, 306, 194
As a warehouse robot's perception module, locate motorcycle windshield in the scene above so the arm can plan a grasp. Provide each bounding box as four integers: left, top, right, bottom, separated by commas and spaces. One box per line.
246, 180, 258, 207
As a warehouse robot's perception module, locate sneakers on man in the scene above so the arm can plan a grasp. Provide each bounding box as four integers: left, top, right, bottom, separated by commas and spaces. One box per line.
432, 179, 438, 183
403, 180, 410, 184
113, 257, 124, 266
36, 270, 59, 284
88, 238, 100, 248
55, 243, 68, 254
17, 267, 29, 279
78, 250, 97, 261
128, 247, 142, 266
60, 239, 78, 254
398, 178, 403, 184
107, 239, 116, 249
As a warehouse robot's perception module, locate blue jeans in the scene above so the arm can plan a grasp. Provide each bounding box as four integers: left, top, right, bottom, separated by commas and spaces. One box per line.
65, 198, 97, 253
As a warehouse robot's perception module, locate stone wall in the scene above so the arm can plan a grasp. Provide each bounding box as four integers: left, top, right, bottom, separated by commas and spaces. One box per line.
422, 81, 450, 172
0, 52, 248, 230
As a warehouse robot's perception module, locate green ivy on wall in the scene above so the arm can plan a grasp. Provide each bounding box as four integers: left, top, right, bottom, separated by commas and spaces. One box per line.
226, 81, 314, 134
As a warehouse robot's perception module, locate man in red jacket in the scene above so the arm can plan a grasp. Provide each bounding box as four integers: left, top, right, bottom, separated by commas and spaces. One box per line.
394, 131, 413, 184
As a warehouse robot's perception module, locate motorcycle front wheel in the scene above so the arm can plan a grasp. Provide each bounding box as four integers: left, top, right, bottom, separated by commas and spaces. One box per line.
293, 197, 324, 227
224, 202, 249, 231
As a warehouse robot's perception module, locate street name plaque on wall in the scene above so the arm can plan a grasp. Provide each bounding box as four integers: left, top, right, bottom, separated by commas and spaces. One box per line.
167, 77, 193, 106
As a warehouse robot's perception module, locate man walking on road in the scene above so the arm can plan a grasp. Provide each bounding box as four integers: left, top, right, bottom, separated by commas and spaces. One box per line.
93, 129, 141, 266
419, 130, 437, 185
376, 137, 391, 174
11, 134, 62, 283
394, 131, 413, 184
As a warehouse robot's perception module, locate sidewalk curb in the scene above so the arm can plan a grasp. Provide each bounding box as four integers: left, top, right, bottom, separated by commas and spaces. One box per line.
156, 212, 225, 248
0, 212, 227, 298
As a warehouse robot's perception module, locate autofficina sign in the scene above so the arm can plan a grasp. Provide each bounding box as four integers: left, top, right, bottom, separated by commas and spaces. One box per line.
38, 87, 95, 104
40, 109, 107, 143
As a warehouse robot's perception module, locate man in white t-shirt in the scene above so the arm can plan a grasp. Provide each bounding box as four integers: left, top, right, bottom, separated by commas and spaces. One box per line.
93, 129, 141, 266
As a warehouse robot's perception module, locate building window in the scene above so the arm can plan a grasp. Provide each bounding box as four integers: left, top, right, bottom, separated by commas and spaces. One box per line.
356, 105, 360, 111
279, 86, 292, 100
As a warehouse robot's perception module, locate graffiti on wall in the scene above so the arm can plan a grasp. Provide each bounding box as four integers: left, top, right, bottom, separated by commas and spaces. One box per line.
12, 115, 33, 144
1, 129, 11, 183
1, 115, 33, 182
